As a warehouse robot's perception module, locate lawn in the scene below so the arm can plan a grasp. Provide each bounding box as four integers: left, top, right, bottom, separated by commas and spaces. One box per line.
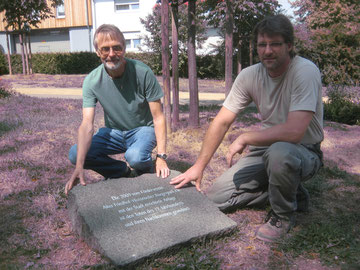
0, 89, 359, 269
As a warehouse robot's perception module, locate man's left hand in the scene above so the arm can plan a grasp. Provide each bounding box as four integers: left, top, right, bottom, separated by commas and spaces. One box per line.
227, 135, 247, 167
156, 158, 170, 178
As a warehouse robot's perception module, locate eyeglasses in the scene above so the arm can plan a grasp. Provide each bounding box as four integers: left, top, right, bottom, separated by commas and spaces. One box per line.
257, 42, 284, 50
98, 45, 123, 55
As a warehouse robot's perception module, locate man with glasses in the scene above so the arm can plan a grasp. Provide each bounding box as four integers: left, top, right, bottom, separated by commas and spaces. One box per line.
66, 24, 169, 195
171, 15, 323, 242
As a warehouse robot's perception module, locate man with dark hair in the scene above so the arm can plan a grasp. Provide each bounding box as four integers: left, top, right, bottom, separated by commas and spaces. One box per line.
65, 24, 169, 195
171, 14, 323, 242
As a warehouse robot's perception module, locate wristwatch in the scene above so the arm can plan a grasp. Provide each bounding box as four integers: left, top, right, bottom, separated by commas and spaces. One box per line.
156, 153, 168, 160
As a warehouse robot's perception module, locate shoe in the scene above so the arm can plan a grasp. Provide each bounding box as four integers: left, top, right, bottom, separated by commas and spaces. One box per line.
296, 183, 310, 212
124, 167, 140, 178
256, 210, 294, 242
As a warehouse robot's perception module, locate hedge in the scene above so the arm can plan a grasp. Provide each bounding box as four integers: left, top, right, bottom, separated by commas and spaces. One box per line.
0, 51, 225, 79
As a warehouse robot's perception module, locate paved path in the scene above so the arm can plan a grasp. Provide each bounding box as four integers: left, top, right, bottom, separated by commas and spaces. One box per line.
14, 87, 226, 105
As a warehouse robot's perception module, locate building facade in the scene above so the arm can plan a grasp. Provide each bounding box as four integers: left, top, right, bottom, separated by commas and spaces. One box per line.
0, 0, 156, 54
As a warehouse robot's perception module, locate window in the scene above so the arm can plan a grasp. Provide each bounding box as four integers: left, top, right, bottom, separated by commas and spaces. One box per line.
133, 39, 141, 48
56, 4, 65, 18
125, 38, 141, 50
114, 0, 139, 11
125, 40, 131, 49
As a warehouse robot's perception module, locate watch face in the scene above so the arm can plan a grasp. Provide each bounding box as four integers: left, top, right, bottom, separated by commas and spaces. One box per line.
157, 154, 167, 160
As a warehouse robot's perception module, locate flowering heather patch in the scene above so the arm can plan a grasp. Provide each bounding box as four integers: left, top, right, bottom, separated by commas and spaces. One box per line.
0, 93, 359, 269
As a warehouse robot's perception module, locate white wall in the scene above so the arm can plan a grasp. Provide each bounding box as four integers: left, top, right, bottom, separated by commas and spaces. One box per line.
69, 27, 93, 52
92, 0, 157, 52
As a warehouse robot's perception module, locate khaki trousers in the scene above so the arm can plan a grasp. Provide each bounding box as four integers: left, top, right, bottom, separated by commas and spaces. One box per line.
207, 142, 322, 220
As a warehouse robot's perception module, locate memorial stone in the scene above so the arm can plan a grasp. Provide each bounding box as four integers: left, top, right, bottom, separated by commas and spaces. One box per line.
68, 170, 237, 267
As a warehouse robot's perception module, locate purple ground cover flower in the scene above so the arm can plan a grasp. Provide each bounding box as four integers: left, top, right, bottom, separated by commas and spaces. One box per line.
1, 91, 359, 268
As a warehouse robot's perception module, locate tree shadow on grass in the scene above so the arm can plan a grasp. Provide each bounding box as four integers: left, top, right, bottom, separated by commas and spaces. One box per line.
166, 159, 193, 173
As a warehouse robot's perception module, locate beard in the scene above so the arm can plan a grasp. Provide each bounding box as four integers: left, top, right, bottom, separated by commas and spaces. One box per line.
104, 59, 122, 71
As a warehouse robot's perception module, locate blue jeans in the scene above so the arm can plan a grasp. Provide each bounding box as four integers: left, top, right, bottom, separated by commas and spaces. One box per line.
69, 126, 156, 178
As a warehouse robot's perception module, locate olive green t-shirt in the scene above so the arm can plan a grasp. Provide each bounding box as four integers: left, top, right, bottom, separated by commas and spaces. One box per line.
223, 56, 324, 144
82, 58, 163, 131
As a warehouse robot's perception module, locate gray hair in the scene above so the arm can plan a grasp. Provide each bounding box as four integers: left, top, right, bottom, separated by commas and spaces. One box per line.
93, 24, 125, 50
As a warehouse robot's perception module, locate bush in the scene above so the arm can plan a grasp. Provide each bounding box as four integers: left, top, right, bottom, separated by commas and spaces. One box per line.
0, 53, 9, 75
0, 81, 14, 99
4, 51, 225, 79
324, 85, 360, 125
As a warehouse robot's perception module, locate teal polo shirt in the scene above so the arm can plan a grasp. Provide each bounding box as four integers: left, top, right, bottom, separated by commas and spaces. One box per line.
82, 58, 163, 131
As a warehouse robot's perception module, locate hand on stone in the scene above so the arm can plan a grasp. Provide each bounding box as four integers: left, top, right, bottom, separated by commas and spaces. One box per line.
156, 158, 170, 179
65, 167, 86, 195
170, 165, 203, 191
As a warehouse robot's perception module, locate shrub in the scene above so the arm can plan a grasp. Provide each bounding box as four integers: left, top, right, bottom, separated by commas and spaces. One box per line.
324, 85, 360, 125
0, 81, 14, 99
4, 51, 225, 79
0, 53, 9, 75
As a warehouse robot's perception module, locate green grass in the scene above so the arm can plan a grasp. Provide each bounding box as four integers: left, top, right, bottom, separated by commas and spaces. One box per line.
6, 159, 50, 180
179, 103, 222, 113
0, 86, 12, 99
142, 243, 222, 270
277, 212, 360, 266
0, 121, 15, 137
0, 145, 17, 155
167, 159, 192, 173
274, 166, 360, 267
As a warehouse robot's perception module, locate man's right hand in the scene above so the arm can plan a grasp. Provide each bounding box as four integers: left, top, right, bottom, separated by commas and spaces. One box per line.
170, 165, 204, 191
65, 167, 87, 195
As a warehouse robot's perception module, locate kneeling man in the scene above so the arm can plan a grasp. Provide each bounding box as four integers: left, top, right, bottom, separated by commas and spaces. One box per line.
65, 24, 169, 195
171, 15, 323, 242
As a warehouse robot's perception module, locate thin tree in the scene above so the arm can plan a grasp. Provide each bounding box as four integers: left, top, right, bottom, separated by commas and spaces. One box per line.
5, 26, 12, 75
161, 0, 172, 133
170, 0, 180, 127
23, 31, 30, 74
187, 0, 199, 127
224, 0, 233, 96
27, 31, 33, 74
18, 31, 26, 74
24, 23, 32, 74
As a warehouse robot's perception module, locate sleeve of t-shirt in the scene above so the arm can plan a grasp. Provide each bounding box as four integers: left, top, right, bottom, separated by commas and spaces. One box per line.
82, 76, 97, 108
144, 68, 164, 102
290, 64, 322, 113
223, 68, 253, 114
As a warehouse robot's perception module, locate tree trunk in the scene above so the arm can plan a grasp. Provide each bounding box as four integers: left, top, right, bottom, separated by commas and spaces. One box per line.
187, 0, 199, 127
237, 42, 242, 74
224, 0, 234, 96
171, 3, 180, 128
5, 30, 12, 75
27, 33, 33, 74
24, 33, 30, 75
161, 0, 172, 133
249, 39, 253, 66
19, 32, 26, 74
